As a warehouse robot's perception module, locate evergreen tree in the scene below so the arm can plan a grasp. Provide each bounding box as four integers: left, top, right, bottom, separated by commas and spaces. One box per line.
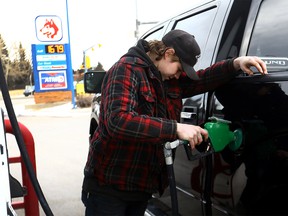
8, 42, 32, 89
0, 34, 11, 83
0, 34, 9, 58
94, 62, 105, 71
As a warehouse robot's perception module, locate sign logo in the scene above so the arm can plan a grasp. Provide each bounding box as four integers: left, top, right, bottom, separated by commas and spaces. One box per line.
35, 15, 63, 42
39, 71, 67, 90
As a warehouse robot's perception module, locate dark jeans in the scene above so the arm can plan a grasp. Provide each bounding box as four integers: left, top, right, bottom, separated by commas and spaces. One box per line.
82, 191, 149, 216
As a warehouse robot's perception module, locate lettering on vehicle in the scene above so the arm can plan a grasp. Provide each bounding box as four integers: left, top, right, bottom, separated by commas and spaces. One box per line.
261, 57, 288, 69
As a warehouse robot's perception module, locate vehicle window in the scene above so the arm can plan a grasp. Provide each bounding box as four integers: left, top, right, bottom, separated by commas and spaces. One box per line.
216, 0, 251, 61
142, 26, 165, 41
173, 7, 217, 71
174, 7, 217, 125
248, 0, 288, 71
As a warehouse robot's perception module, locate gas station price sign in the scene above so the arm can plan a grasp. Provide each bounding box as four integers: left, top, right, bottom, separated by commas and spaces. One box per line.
45, 44, 64, 54
34, 44, 67, 71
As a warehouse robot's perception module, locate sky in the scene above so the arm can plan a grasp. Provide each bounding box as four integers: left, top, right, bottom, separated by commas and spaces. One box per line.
0, 0, 204, 71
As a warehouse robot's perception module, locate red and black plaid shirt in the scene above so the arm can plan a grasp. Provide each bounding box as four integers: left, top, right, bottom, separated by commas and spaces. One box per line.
84, 40, 238, 195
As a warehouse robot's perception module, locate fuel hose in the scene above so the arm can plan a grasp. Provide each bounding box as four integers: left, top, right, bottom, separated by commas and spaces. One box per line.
0, 59, 54, 216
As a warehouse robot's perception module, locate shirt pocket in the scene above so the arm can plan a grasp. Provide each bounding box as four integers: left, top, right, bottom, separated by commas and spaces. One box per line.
167, 92, 182, 121
138, 92, 156, 116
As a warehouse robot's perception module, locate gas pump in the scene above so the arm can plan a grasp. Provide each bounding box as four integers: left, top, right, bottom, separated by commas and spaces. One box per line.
0, 58, 54, 215
0, 109, 17, 216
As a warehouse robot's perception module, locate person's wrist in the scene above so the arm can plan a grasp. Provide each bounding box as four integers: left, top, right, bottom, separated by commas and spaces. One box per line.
176, 123, 183, 137
233, 57, 241, 71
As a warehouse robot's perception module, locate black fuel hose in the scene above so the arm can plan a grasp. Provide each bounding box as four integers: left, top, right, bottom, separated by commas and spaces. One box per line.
0, 59, 54, 216
167, 164, 180, 216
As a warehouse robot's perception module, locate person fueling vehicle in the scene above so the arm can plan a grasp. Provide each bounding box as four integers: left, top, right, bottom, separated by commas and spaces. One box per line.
81, 29, 267, 216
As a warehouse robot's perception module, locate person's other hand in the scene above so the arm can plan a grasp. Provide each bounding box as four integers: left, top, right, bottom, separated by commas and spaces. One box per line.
176, 123, 209, 149
233, 56, 268, 75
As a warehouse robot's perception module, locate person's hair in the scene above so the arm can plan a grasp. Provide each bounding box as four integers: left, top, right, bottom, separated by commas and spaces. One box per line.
148, 40, 179, 62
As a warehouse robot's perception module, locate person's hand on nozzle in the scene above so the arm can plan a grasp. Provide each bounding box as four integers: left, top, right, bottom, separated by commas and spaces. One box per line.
176, 123, 209, 150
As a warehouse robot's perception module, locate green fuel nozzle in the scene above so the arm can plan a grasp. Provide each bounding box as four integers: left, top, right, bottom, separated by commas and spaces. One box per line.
164, 117, 243, 161
204, 117, 243, 152
163, 117, 244, 215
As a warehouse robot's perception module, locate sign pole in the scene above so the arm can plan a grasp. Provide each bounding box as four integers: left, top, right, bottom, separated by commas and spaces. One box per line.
65, 0, 76, 108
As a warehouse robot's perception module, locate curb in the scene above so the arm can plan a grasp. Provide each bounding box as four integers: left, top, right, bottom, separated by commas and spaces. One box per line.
3, 102, 91, 117
25, 102, 68, 110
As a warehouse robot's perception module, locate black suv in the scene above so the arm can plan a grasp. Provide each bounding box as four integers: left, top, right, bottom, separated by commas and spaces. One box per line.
84, 0, 288, 215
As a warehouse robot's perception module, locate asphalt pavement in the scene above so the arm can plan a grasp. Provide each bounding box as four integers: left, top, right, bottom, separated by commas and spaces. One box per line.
1, 96, 90, 118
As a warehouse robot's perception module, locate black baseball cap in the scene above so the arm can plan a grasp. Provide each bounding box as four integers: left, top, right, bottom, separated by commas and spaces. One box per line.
162, 29, 201, 80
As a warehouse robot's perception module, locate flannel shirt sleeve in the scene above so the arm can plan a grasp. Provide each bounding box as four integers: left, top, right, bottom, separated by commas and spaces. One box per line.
181, 58, 240, 98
